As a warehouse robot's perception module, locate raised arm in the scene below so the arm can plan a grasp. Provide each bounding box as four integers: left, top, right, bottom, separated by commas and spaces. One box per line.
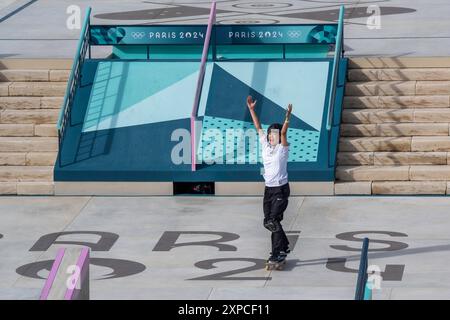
247, 96, 264, 136
281, 104, 292, 146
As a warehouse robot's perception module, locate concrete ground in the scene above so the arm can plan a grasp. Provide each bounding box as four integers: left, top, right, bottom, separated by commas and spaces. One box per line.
1, 195, 450, 300
0, 0, 450, 58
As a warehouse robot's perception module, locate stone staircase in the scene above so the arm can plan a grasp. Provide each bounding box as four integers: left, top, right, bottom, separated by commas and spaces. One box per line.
0, 60, 70, 195
335, 57, 450, 195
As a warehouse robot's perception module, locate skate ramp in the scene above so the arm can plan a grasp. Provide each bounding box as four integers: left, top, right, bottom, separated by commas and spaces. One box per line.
55, 57, 346, 182
54, 6, 347, 191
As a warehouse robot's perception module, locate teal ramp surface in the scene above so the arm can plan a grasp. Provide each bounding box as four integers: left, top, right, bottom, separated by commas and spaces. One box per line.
54, 58, 347, 182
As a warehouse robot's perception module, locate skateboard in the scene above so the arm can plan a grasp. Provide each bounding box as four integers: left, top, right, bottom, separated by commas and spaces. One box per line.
265, 258, 286, 271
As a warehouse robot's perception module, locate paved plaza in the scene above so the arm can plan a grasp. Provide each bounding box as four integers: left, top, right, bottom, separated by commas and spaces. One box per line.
1, 195, 450, 299
0, 0, 450, 58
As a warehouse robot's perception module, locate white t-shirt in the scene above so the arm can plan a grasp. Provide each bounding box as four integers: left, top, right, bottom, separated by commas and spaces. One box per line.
259, 130, 289, 187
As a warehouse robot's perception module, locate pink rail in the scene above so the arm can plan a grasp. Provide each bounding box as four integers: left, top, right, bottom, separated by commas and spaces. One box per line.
190, 1, 216, 171
39, 248, 65, 300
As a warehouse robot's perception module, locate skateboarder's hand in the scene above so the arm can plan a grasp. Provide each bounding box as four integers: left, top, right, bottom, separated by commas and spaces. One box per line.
247, 96, 257, 111
286, 103, 292, 115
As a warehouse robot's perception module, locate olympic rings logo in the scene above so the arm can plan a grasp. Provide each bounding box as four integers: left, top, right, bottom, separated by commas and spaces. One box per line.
131, 32, 146, 39
287, 31, 301, 38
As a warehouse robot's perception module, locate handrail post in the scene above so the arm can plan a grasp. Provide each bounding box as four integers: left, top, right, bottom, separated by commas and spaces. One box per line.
190, 1, 216, 171
355, 237, 370, 300
88, 14, 91, 59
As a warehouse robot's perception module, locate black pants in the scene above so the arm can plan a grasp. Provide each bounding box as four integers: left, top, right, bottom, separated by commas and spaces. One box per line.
263, 182, 290, 256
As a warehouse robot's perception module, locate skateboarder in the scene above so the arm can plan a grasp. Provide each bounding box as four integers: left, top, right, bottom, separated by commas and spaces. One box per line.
246, 95, 292, 270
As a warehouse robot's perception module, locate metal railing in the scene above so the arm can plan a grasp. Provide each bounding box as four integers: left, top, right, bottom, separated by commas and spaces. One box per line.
326, 5, 344, 131
326, 5, 345, 168
56, 7, 91, 166
355, 237, 370, 300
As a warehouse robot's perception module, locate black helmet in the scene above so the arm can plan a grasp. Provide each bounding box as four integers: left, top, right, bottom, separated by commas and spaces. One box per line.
267, 123, 283, 143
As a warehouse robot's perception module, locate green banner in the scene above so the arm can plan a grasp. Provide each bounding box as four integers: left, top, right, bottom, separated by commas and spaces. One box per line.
90, 26, 207, 45
216, 25, 337, 44
90, 24, 338, 45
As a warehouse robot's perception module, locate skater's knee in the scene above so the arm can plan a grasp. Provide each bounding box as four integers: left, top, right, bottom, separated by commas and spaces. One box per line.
269, 211, 284, 223
263, 218, 282, 232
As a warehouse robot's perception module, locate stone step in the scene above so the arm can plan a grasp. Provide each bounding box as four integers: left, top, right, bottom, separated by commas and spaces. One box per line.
374, 152, 447, 165
0, 181, 54, 195
411, 136, 450, 152
0, 153, 26, 165
371, 181, 447, 195
337, 152, 448, 165
0, 137, 57, 152
337, 165, 450, 182
413, 108, 450, 122
0, 152, 56, 166
41, 97, 63, 109
26, 152, 57, 166
0, 109, 59, 124
0, 59, 72, 70
0, 124, 34, 137
345, 81, 416, 96
416, 81, 450, 95
0, 69, 69, 82
346, 81, 450, 96
349, 57, 450, 69
343, 96, 450, 109
342, 108, 450, 124
337, 152, 374, 165
342, 109, 414, 124
0, 97, 63, 109
348, 68, 450, 81
49, 70, 70, 82
0, 166, 53, 181
0, 83, 9, 96
410, 166, 450, 180
340, 124, 377, 136
0, 70, 49, 82
6, 82, 66, 97
339, 137, 411, 152
336, 165, 410, 181
334, 181, 372, 195
340, 123, 449, 136
0, 182, 17, 195
17, 181, 54, 195
0, 97, 41, 109
0, 124, 56, 137
34, 124, 57, 137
